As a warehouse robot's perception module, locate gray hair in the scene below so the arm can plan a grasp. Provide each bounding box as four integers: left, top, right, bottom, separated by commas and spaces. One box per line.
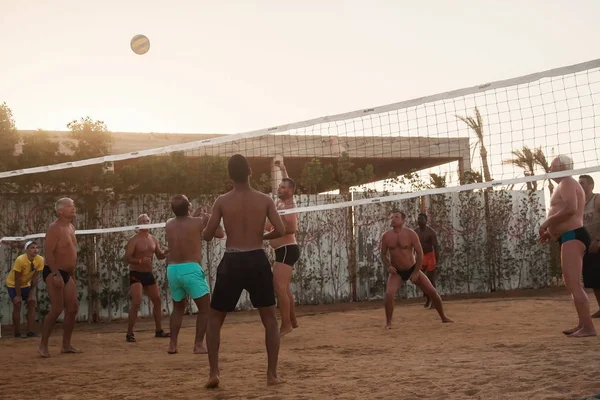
556, 154, 574, 170
55, 197, 73, 213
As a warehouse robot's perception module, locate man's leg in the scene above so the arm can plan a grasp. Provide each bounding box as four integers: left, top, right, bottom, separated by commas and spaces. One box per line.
146, 283, 169, 336
592, 289, 600, 318
273, 262, 294, 336
12, 299, 22, 337
168, 298, 186, 354
415, 272, 453, 323
384, 274, 402, 329
205, 308, 227, 389
257, 305, 284, 385
38, 277, 64, 357
192, 294, 210, 354
26, 297, 38, 335
61, 278, 81, 353
126, 282, 143, 341
561, 241, 596, 337
288, 287, 298, 328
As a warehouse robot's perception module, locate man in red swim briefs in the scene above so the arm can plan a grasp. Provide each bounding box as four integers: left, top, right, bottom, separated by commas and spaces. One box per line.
416, 213, 440, 309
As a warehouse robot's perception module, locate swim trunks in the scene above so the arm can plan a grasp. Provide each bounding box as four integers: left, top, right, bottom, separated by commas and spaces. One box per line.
274, 244, 301, 267
42, 265, 70, 284
167, 262, 210, 302
421, 252, 437, 272
583, 250, 600, 289
7, 286, 31, 301
395, 264, 416, 282
210, 249, 275, 312
557, 227, 591, 251
129, 271, 156, 287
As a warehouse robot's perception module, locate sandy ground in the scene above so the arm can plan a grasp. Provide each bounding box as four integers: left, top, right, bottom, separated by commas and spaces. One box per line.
2, 288, 600, 400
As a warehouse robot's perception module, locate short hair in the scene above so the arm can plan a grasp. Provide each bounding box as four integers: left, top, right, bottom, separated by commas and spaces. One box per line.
579, 174, 595, 186
391, 209, 406, 219
281, 177, 296, 191
55, 197, 73, 213
418, 213, 428, 220
556, 154, 574, 170
228, 154, 250, 183
170, 194, 190, 217
137, 213, 150, 223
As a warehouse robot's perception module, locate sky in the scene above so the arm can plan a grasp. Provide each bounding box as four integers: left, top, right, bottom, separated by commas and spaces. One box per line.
1, 0, 599, 191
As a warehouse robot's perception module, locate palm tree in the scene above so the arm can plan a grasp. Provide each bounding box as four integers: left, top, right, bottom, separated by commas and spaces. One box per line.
533, 147, 554, 195
503, 146, 537, 191
456, 107, 493, 183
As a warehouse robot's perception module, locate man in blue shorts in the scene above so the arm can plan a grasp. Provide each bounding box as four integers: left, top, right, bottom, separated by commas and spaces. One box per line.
164, 194, 224, 354
5, 240, 44, 338
203, 154, 287, 389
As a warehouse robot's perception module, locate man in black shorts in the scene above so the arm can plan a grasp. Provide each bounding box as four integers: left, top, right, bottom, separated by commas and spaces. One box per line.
265, 160, 300, 336
579, 175, 600, 318
123, 214, 170, 342
203, 154, 287, 389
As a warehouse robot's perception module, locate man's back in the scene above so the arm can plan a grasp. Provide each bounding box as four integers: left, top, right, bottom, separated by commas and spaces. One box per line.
219, 188, 272, 251
166, 217, 203, 264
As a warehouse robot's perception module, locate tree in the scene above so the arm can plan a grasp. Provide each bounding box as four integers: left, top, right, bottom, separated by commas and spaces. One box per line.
16, 130, 65, 192
0, 102, 20, 173
503, 146, 537, 191
456, 107, 493, 183
429, 173, 447, 188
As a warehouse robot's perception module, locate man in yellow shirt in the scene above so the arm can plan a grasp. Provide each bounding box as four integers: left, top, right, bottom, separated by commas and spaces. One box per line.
5, 240, 44, 338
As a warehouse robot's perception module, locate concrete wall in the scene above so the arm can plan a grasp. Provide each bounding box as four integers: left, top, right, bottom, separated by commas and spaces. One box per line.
0, 190, 549, 324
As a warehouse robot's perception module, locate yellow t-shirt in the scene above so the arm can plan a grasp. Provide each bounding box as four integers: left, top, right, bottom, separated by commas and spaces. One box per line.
5, 254, 45, 288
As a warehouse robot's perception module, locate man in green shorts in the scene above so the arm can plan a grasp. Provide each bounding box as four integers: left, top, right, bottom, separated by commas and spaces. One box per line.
164, 194, 224, 354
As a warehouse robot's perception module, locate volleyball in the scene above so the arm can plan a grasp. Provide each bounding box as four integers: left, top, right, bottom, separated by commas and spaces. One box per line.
130, 34, 150, 55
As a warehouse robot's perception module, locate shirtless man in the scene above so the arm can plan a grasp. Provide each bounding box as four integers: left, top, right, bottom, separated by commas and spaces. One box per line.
203, 154, 286, 389
38, 198, 81, 357
164, 195, 224, 354
266, 160, 300, 336
124, 214, 170, 342
415, 213, 440, 309
381, 210, 452, 329
539, 155, 596, 337
579, 175, 600, 318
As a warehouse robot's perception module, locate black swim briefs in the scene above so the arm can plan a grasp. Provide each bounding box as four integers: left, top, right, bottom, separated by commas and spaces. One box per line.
395, 264, 416, 282
274, 244, 301, 267
210, 249, 276, 313
129, 271, 156, 287
42, 265, 70, 284
557, 227, 591, 251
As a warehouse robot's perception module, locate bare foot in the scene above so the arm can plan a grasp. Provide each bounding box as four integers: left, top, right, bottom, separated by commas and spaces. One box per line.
38, 345, 50, 358
205, 375, 220, 389
292, 321, 299, 329
167, 342, 177, 354
61, 346, 82, 354
193, 344, 208, 354
385, 324, 392, 330
592, 310, 600, 318
279, 325, 293, 337
441, 317, 454, 323
424, 301, 430, 308
568, 328, 597, 338
562, 326, 581, 335
267, 376, 286, 386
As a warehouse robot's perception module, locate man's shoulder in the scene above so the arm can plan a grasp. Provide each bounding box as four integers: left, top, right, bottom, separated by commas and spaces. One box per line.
14, 254, 27, 263
34, 254, 45, 265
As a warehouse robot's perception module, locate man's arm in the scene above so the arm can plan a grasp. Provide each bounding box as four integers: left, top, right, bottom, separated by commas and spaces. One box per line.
153, 237, 168, 260
44, 225, 60, 274
431, 229, 440, 264
124, 237, 141, 264
281, 212, 298, 235
411, 231, 424, 279
264, 199, 286, 240
203, 197, 223, 242
542, 181, 578, 229
13, 264, 22, 297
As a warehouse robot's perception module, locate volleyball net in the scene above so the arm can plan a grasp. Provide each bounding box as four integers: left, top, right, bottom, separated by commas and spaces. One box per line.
0, 58, 599, 316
